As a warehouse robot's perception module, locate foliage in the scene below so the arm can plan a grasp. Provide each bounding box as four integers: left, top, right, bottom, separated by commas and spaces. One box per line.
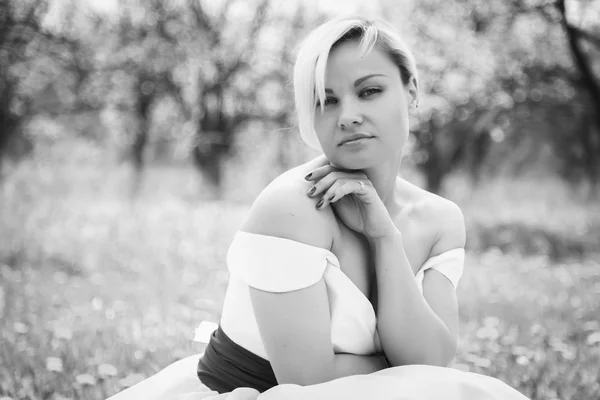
385, 0, 600, 192
1, 0, 599, 193
0, 0, 319, 192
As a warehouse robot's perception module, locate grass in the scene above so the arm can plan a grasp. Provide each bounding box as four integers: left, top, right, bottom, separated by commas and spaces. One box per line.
1, 152, 599, 400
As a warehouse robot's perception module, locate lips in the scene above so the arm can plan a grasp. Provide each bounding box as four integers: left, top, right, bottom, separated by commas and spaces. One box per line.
338, 133, 374, 146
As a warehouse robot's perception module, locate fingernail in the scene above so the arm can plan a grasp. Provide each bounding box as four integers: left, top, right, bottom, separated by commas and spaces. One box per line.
308, 186, 316, 196
316, 198, 324, 208
304, 173, 312, 180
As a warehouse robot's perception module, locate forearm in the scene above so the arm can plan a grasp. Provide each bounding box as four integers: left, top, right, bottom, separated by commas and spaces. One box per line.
370, 228, 455, 367
283, 353, 385, 386
333, 353, 387, 378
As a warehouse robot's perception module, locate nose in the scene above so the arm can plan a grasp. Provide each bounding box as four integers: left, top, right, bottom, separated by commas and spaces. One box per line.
338, 100, 363, 130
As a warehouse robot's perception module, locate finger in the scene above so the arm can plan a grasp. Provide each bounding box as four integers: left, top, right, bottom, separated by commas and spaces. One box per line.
306, 164, 368, 182
317, 180, 344, 209
304, 164, 337, 181
307, 170, 355, 198
319, 178, 366, 209
339, 180, 362, 199
329, 179, 367, 203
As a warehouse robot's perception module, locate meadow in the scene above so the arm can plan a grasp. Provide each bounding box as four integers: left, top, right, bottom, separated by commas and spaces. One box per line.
1, 147, 599, 400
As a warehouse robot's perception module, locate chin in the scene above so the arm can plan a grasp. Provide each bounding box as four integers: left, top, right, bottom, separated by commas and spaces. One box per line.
327, 150, 380, 171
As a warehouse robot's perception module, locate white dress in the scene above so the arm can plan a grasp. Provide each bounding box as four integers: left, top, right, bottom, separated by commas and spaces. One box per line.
107, 231, 530, 400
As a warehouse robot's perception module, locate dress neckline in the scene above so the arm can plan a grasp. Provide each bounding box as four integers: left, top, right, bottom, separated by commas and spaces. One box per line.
237, 230, 339, 261
234, 231, 464, 319
236, 230, 375, 312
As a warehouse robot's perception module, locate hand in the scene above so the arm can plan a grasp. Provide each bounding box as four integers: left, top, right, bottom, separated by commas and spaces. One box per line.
305, 164, 396, 241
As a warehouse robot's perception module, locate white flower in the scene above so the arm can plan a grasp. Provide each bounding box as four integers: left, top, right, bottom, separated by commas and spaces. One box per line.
98, 363, 118, 377
13, 322, 28, 334
75, 374, 97, 386
586, 332, 600, 346
46, 357, 63, 372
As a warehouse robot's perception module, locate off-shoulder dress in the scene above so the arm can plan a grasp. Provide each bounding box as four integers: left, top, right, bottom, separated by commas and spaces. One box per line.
107, 231, 529, 400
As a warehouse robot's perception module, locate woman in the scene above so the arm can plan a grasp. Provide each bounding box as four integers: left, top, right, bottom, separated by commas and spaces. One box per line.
108, 16, 530, 400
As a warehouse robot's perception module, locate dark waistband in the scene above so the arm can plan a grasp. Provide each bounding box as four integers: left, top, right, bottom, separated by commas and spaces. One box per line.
197, 325, 278, 393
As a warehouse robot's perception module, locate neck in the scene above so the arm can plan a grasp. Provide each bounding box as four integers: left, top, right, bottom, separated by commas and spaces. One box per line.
361, 157, 404, 217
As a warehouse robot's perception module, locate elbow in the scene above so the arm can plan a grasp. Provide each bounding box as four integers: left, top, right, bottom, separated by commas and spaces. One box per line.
441, 326, 458, 366
444, 338, 458, 366
431, 342, 456, 367
409, 345, 456, 367
399, 349, 455, 368
388, 331, 457, 368
424, 331, 457, 367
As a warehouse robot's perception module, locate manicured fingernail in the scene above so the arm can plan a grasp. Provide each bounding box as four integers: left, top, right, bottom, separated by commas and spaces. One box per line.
316, 198, 324, 208
304, 173, 312, 180
308, 186, 316, 196
328, 193, 335, 201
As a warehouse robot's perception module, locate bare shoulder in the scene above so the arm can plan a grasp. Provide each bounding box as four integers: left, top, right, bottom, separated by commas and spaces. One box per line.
239, 159, 336, 251
400, 180, 466, 257
428, 194, 466, 256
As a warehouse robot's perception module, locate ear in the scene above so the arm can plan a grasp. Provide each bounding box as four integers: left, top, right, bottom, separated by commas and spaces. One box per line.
406, 76, 419, 106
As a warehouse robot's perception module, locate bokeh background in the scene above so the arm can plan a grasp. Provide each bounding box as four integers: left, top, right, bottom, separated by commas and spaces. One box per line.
1, 0, 599, 399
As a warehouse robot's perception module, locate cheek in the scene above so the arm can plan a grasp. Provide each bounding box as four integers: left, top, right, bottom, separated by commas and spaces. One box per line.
381, 106, 407, 133
313, 116, 325, 135
376, 106, 409, 152
378, 90, 408, 126
313, 114, 336, 141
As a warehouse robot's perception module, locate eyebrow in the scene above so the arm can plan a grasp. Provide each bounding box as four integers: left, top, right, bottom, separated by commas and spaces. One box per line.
324, 74, 387, 93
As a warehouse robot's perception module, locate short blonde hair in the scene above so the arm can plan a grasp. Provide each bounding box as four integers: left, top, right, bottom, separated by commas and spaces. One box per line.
293, 16, 418, 151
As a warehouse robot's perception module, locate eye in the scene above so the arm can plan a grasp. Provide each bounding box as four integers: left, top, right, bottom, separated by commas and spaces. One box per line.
316, 97, 338, 108
360, 88, 381, 98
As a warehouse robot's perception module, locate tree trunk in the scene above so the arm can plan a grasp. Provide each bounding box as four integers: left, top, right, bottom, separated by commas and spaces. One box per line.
424, 164, 444, 194
556, 0, 600, 187
192, 90, 234, 199
422, 137, 445, 194
130, 76, 153, 197
192, 142, 224, 198
0, 93, 19, 167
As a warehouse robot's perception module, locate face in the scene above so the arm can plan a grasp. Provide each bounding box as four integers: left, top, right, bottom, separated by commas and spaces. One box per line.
313, 40, 416, 170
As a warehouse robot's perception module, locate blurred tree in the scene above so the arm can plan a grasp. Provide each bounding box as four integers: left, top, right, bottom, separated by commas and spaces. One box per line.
499, 0, 600, 189
387, 0, 509, 192
89, 0, 305, 197
0, 0, 107, 179
386, 0, 600, 193
412, 105, 502, 192
183, 0, 292, 196
554, 0, 600, 187
102, 0, 193, 195
0, 0, 72, 177
4, 0, 597, 198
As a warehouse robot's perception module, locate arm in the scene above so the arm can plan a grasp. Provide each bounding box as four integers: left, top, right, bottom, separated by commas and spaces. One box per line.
242, 180, 386, 386
372, 201, 465, 367
334, 353, 388, 376
250, 282, 387, 385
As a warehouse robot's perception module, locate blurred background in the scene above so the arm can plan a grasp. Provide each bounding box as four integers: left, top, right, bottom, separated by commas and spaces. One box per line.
1, 0, 599, 399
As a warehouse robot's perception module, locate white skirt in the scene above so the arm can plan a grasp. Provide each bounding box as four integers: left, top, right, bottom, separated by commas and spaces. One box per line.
107, 353, 530, 400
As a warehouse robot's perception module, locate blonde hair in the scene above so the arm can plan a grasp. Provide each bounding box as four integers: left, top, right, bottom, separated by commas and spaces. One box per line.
293, 16, 418, 151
